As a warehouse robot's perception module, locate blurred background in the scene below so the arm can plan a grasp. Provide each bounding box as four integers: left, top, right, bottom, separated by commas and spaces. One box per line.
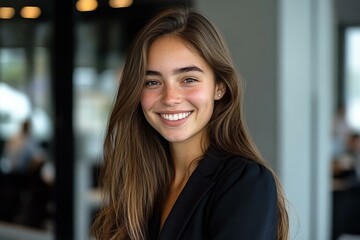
0, 0, 359, 239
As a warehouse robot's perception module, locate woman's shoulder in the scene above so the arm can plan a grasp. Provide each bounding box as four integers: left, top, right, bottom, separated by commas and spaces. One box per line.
228, 153, 268, 169
203, 152, 279, 239
206, 150, 276, 192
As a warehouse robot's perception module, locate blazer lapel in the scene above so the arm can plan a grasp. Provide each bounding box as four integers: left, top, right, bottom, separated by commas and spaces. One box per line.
158, 151, 225, 240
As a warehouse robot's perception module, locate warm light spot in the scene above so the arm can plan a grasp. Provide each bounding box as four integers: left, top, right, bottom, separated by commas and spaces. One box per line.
76, 0, 98, 12
20, 6, 41, 19
109, 0, 133, 8
0, 7, 15, 19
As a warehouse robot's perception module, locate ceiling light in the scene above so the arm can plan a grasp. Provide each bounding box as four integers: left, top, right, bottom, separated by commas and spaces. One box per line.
76, 0, 98, 12
20, 6, 41, 19
109, 0, 133, 8
0, 7, 15, 19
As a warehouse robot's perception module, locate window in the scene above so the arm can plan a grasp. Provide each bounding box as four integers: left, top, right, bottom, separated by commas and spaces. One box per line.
345, 27, 360, 131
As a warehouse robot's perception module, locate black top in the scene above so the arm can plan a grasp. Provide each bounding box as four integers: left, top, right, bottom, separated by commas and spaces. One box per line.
148, 148, 278, 240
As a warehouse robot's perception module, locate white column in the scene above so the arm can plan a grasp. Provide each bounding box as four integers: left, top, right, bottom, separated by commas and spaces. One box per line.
278, 1, 312, 239
278, 0, 333, 239
313, 0, 334, 239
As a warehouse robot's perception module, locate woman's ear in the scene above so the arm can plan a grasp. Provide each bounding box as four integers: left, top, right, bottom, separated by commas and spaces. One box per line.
214, 82, 226, 100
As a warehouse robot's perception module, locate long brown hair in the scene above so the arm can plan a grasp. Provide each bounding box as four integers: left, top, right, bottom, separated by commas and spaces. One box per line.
92, 6, 289, 240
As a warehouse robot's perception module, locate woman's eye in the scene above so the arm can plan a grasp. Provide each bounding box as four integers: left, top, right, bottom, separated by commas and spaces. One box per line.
183, 78, 198, 83
145, 80, 160, 86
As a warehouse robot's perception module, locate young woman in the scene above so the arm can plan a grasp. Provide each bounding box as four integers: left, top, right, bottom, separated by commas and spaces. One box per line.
93, 6, 289, 240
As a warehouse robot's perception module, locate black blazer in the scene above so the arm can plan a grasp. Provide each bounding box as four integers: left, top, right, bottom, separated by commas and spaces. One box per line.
148, 148, 278, 240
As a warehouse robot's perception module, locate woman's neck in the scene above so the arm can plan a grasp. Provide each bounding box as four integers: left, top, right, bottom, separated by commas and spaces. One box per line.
169, 136, 209, 181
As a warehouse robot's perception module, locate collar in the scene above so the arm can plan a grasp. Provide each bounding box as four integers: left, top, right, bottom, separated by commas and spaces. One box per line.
150, 147, 228, 240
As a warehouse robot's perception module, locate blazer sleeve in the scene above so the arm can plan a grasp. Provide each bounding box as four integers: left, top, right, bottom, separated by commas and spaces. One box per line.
207, 162, 278, 239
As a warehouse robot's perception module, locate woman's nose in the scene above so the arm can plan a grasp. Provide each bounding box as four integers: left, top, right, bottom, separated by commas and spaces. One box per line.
162, 84, 182, 106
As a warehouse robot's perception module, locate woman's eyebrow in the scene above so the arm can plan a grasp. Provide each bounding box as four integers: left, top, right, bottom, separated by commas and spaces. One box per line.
146, 70, 161, 76
145, 66, 203, 76
173, 66, 203, 74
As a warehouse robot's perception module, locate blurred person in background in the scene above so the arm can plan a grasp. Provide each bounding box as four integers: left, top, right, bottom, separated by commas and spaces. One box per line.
1, 119, 43, 173
332, 132, 360, 190
350, 133, 360, 181
0, 118, 51, 229
332, 105, 352, 158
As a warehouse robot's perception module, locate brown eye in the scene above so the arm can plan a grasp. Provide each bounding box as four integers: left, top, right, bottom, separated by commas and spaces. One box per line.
183, 78, 198, 83
145, 80, 160, 86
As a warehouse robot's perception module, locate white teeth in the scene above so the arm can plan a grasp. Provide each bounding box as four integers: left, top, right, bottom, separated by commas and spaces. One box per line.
161, 112, 191, 121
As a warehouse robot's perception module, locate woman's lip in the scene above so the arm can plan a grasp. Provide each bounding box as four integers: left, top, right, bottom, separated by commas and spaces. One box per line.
159, 111, 192, 121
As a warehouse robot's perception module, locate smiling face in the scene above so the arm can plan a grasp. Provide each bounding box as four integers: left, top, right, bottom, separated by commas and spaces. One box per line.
141, 35, 224, 147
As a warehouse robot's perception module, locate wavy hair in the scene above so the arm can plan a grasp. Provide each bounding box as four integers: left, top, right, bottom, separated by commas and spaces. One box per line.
92, 6, 288, 240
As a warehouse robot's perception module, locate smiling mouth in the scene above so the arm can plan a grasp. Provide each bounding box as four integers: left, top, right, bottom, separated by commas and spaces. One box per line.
160, 111, 192, 121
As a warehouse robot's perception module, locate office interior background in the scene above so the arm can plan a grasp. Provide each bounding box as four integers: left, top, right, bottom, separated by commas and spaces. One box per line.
0, 0, 359, 239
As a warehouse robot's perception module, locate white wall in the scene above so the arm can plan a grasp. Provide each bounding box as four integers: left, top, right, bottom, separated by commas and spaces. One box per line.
194, 0, 278, 168
195, 0, 334, 239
